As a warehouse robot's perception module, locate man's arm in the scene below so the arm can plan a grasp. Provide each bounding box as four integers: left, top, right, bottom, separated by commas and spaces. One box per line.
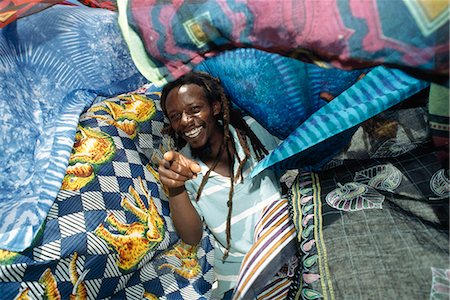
158, 151, 203, 245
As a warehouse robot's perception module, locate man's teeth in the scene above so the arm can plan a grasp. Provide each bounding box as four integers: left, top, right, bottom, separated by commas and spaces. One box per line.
185, 127, 201, 138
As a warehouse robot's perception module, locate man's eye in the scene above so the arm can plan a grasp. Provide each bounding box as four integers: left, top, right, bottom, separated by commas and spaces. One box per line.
191, 106, 201, 113
170, 113, 181, 121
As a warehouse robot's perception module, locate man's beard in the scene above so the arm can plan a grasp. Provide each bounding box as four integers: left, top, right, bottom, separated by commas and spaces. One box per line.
190, 140, 213, 159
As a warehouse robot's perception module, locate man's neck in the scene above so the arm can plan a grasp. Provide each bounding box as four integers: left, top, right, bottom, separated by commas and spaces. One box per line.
200, 124, 225, 160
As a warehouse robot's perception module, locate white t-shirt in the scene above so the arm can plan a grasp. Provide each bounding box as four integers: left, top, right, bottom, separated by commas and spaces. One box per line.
180, 117, 281, 298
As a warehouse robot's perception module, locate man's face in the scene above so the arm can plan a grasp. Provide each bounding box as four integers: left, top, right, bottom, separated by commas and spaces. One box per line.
165, 84, 221, 150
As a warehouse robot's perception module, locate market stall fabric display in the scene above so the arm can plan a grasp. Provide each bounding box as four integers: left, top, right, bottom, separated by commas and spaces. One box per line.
0, 1, 449, 299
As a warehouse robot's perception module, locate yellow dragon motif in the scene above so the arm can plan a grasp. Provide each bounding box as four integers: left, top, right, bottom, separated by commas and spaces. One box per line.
62, 93, 157, 191
0, 249, 18, 265
70, 126, 116, 165
91, 115, 139, 139
159, 241, 201, 279
89, 94, 156, 139
39, 269, 60, 300
95, 177, 165, 272
14, 252, 87, 300
14, 288, 31, 300
62, 126, 116, 191
69, 252, 88, 300
96, 94, 156, 122
143, 292, 159, 299
146, 164, 169, 197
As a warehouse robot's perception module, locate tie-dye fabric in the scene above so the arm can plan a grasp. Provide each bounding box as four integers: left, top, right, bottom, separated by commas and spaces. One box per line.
0, 4, 146, 252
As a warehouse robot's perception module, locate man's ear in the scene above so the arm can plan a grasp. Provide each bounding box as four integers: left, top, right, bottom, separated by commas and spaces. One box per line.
212, 101, 221, 116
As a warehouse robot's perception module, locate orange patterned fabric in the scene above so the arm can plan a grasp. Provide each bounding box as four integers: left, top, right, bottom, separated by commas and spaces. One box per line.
77, 0, 116, 10
0, 0, 116, 28
0, 0, 64, 28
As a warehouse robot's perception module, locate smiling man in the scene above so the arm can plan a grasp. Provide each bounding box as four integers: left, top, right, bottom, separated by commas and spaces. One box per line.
158, 72, 286, 299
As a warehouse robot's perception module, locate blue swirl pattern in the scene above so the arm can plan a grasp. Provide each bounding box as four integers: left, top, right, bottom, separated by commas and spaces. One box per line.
0, 5, 146, 251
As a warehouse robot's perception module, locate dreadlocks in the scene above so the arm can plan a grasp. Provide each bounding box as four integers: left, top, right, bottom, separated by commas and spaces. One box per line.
160, 71, 268, 257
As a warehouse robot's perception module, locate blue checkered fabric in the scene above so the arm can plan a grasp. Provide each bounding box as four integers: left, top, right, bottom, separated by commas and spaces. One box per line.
0, 84, 214, 300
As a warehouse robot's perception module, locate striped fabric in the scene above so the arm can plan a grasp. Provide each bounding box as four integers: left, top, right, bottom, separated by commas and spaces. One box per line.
257, 277, 292, 300
287, 172, 333, 300
251, 66, 429, 176
233, 198, 297, 300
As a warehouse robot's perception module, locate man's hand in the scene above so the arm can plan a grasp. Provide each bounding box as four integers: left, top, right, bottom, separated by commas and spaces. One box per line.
158, 151, 201, 190
158, 151, 203, 245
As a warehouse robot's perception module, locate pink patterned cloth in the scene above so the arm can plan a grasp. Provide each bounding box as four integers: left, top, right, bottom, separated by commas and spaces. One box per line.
124, 0, 449, 82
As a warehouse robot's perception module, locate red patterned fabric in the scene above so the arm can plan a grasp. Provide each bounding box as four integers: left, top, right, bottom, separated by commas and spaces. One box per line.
77, 0, 116, 10
0, 0, 64, 28
124, 0, 449, 83
0, 0, 116, 28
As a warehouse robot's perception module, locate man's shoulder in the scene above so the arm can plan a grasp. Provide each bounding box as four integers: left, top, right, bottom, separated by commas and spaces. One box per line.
243, 116, 265, 134
243, 116, 280, 150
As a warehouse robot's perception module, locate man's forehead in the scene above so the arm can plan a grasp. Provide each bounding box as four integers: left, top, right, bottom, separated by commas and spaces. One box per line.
168, 84, 207, 102
176, 83, 204, 95
178, 85, 189, 93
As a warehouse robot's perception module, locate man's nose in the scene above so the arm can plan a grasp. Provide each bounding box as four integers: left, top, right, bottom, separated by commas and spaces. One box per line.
180, 111, 192, 124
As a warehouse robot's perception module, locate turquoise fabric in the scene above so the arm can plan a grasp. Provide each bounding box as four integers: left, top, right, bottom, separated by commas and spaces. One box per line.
250, 66, 430, 176
194, 48, 366, 139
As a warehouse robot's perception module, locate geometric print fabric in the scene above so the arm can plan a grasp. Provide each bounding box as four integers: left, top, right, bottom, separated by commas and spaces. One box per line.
0, 84, 214, 299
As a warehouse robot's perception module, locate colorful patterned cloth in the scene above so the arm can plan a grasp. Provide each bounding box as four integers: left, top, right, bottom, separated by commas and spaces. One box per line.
0, 0, 118, 28
0, 4, 146, 252
286, 103, 449, 299
0, 0, 64, 28
0, 85, 216, 299
120, 0, 449, 85
1, 3, 448, 299
250, 66, 429, 176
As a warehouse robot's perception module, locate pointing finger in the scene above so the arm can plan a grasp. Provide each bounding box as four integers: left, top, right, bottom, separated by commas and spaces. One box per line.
163, 150, 177, 162
163, 151, 200, 176
190, 163, 201, 174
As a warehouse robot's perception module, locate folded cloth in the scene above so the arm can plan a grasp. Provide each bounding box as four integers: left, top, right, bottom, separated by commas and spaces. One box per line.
233, 198, 297, 299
